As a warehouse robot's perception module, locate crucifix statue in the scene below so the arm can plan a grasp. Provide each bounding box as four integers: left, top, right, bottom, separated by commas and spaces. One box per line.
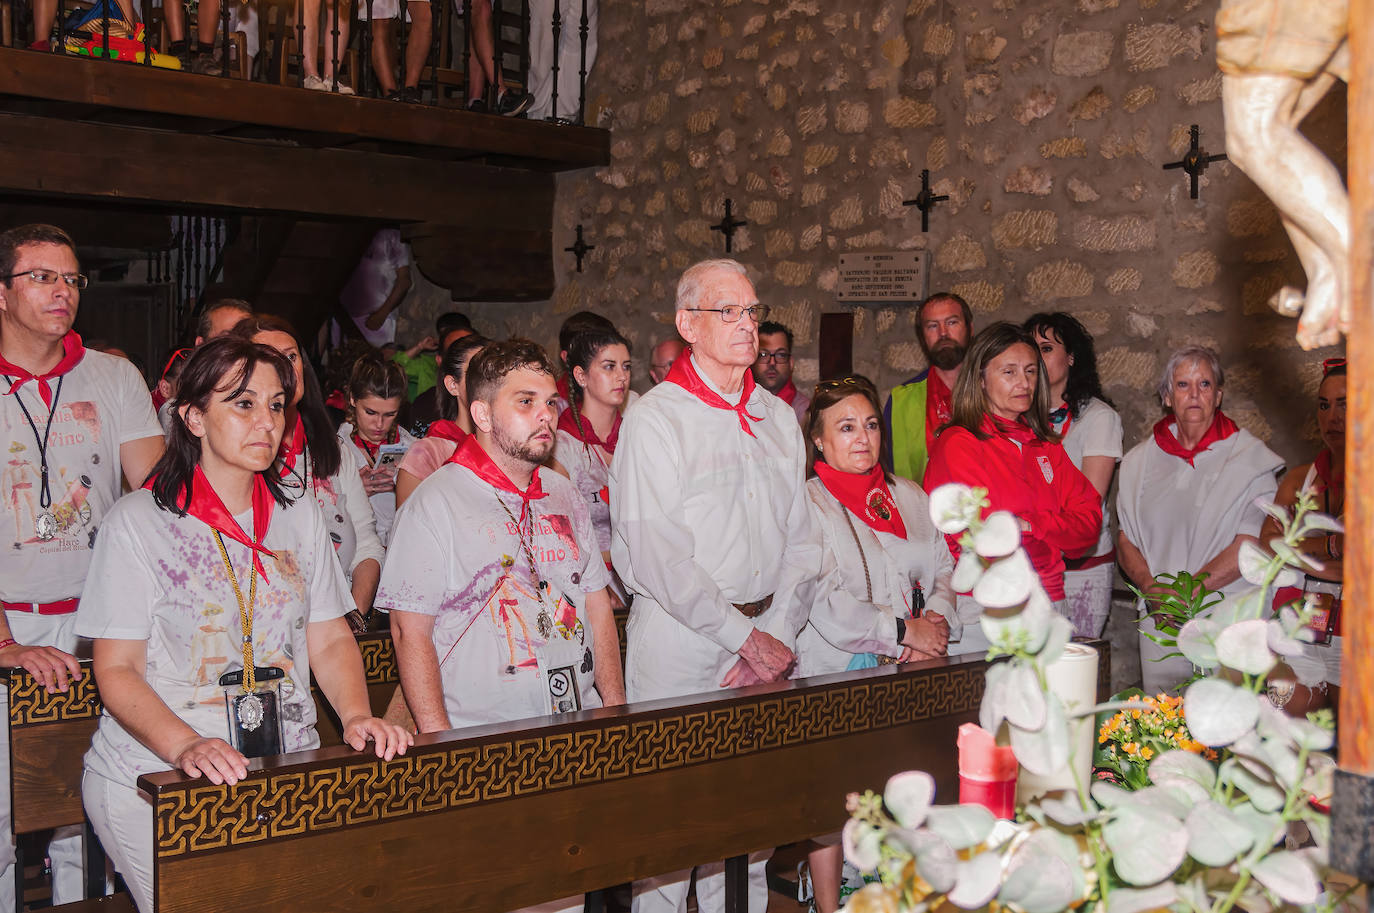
710, 199, 748, 253
1162, 125, 1228, 200
564, 224, 595, 272
902, 170, 949, 233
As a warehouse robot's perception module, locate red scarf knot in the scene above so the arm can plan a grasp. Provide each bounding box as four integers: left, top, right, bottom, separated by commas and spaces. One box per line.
663, 349, 764, 437
0, 331, 85, 409
145, 466, 277, 581
557, 407, 621, 454
777, 379, 799, 406
814, 460, 907, 539
351, 425, 398, 463
446, 436, 547, 525
1152, 411, 1238, 467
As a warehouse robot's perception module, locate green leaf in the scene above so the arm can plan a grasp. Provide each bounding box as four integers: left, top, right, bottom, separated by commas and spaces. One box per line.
1000, 830, 1084, 913
1251, 850, 1320, 905
947, 850, 1002, 909
951, 549, 983, 594
1010, 692, 1070, 777
1183, 678, 1259, 746
1091, 780, 1132, 809
1107, 883, 1179, 913
1220, 758, 1286, 813
924, 804, 995, 851
1215, 619, 1277, 676
1149, 749, 1218, 798
1037, 614, 1072, 669
1002, 661, 1047, 730
979, 661, 1011, 734
1175, 617, 1221, 669
1184, 799, 1254, 866
883, 771, 934, 829
1039, 794, 1099, 826
1104, 804, 1189, 885
1231, 797, 1286, 846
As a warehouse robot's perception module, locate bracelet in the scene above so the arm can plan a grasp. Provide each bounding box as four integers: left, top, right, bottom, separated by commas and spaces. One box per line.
0, 639, 16, 651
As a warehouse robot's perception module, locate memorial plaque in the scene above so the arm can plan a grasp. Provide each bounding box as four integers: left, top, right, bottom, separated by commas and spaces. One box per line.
836, 251, 929, 302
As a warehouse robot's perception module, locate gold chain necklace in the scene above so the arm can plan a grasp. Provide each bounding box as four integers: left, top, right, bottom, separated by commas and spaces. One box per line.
212, 530, 259, 693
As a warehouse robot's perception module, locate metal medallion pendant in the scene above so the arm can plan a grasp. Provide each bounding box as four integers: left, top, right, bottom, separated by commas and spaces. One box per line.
236, 692, 265, 732
34, 510, 58, 541
536, 610, 554, 639
78, 502, 92, 526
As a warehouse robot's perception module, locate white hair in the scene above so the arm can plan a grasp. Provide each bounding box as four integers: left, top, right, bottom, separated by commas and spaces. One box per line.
1157, 345, 1224, 402
675, 259, 748, 312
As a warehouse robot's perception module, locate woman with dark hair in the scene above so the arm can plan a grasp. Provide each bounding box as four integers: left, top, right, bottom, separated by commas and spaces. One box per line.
395, 334, 488, 508
554, 329, 632, 605
798, 373, 955, 913
230, 316, 385, 625
75, 338, 411, 913
1263, 359, 1345, 714
923, 322, 1102, 652
337, 353, 415, 545
1022, 312, 1123, 639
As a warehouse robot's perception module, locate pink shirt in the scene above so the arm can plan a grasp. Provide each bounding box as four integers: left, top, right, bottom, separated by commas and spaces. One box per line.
397, 437, 458, 484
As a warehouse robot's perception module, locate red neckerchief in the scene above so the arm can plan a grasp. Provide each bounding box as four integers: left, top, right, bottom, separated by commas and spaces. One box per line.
557, 406, 622, 454
663, 349, 764, 437
556, 373, 571, 403
984, 413, 1039, 447
926, 369, 953, 448
1049, 401, 1073, 438
425, 419, 468, 444
1313, 448, 1341, 491
145, 466, 277, 581
0, 331, 85, 408
1152, 411, 1239, 467
351, 425, 398, 464
777, 379, 799, 406
446, 435, 547, 524
814, 460, 907, 539
279, 415, 307, 474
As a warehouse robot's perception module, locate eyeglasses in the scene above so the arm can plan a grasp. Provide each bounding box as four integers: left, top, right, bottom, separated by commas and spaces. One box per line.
757, 350, 791, 364
5, 269, 89, 289
1322, 357, 1346, 376
685, 305, 771, 324
814, 376, 873, 395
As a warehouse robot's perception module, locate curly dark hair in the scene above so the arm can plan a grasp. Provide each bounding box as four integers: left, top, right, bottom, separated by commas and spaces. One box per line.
466, 338, 557, 407
1022, 312, 1114, 418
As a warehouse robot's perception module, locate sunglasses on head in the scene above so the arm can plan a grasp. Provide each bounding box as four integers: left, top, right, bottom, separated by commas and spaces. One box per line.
1322, 357, 1346, 377
160, 347, 192, 381
814, 376, 874, 395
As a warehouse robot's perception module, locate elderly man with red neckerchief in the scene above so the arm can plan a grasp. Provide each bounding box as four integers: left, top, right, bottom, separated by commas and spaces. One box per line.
609, 259, 820, 913
1118, 345, 1283, 694
0, 224, 164, 907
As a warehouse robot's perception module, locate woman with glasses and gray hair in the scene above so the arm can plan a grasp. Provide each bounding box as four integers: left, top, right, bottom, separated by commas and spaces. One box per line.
1117, 345, 1283, 693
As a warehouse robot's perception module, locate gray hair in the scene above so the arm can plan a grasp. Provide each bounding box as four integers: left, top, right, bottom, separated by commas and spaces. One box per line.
675, 259, 748, 311
1157, 345, 1224, 402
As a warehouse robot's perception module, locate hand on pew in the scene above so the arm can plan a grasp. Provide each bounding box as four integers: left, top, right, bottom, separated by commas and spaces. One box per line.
1, 642, 83, 693
173, 736, 250, 786
722, 628, 795, 688
340, 714, 414, 760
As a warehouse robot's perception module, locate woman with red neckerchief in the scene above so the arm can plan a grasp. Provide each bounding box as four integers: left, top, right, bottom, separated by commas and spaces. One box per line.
923, 323, 1102, 657
798, 374, 957, 913
553, 328, 632, 607
1262, 358, 1346, 716
75, 338, 411, 913
395, 334, 489, 508
1117, 345, 1283, 694
335, 354, 416, 546
231, 316, 385, 632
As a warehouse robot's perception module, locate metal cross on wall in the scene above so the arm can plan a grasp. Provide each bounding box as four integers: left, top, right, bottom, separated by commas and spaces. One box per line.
902, 170, 949, 233
564, 224, 595, 272
711, 199, 748, 253
1163, 125, 1228, 200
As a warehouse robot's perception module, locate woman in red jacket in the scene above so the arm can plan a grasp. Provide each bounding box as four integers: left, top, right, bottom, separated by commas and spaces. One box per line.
923, 322, 1101, 648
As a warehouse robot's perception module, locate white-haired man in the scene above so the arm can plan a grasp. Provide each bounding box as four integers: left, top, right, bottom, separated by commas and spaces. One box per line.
609, 258, 819, 913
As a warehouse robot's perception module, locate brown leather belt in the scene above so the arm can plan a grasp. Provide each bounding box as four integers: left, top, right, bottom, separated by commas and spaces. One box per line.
731, 594, 773, 618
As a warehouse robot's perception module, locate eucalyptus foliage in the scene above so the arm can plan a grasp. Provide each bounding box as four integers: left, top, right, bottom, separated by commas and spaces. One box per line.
843, 486, 1354, 913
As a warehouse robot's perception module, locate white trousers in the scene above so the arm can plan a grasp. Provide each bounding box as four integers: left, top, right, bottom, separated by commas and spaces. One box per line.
1061, 562, 1114, 640
526, 0, 598, 119
0, 612, 85, 910
625, 601, 771, 913
82, 772, 153, 913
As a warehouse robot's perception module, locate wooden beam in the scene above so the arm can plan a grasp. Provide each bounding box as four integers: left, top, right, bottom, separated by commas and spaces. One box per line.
0, 48, 608, 169
0, 113, 555, 226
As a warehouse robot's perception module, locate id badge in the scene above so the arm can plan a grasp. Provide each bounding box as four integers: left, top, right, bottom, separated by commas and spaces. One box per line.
546, 663, 583, 715
219, 666, 286, 758
1301, 582, 1340, 646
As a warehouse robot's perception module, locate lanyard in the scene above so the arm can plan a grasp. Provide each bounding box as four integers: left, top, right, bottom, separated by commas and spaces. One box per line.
8, 374, 64, 512
213, 530, 259, 693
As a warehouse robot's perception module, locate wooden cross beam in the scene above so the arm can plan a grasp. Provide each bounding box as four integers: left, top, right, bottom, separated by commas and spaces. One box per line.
1162, 124, 1228, 200
711, 198, 748, 253
902, 169, 949, 233
564, 224, 595, 272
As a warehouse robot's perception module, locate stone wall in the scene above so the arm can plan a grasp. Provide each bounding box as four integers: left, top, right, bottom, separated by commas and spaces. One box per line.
400, 0, 1349, 467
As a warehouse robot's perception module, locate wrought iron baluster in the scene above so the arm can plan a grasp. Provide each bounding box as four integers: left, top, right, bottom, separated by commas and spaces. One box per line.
221, 0, 231, 75
295, 0, 305, 87
329, 0, 339, 91
576, 0, 587, 124
191, 217, 203, 300
101, 0, 109, 60
55, 0, 65, 53
488, 0, 500, 109
361, 0, 373, 95
428, 0, 438, 103
396, 0, 407, 96
547, 0, 558, 121
462, 0, 472, 105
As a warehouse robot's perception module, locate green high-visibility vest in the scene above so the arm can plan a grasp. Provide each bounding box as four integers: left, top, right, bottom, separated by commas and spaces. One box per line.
890, 378, 930, 483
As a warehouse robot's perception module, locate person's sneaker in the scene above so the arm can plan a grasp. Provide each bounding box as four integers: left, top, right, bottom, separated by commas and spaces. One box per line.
466, 97, 488, 114
495, 89, 533, 117
333, 81, 355, 96
303, 74, 330, 91
190, 50, 219, 75
398, 85, 422, 104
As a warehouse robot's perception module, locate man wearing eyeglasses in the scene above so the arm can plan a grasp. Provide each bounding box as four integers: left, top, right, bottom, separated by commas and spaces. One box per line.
752, 320, 809, 426
648, 337, 685, 385
0, 224, 164, 906
884, 292, 973, 482
609, 259, 819, 913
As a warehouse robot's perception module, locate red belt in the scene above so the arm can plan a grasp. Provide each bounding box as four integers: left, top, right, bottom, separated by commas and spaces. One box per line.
1064, 549, 1116, 573
2, 598, 79, 615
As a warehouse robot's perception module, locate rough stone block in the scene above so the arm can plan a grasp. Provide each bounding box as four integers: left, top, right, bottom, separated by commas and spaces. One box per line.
835, 100, 871, 134
645, 92, 670, 124
966, 27, 1007, 63
883, 35, 910, 67
1040, 137, 1088, 158
878, 178, 907, 216
1013, 86, 1058, 125
674, 219, 712, 247
924, 22, 955, 57
1067, 176, 1100, 202
868, 137, 911, 168
1227, 199, 1279, 238
1186, 297, 1224, 315
1077, 0, 1118, 11
774, 260, 815, 287
845, 230, 886, 249
1171, 250, 1220, 289
883, 341, 923, 373
936, 232, 988, 273
1051, 31, 1114, 77
1126, 312, 1158, 337
964, 74, 1002, 98
884, 97, 938, 128
676, 78, 704, 98
644, 191, 666, 217
746, 199, 778, 225
950, 279, 1005, 313
1122, 85, 1157, 112
768, 83, 788, 110
993, 210, 1059, 250
1004, 166, 1053, 196
799, 224, 823, 251
743, 13, 766, 36
1024, 259, 1094, 301
1243, 270, 1286, 315
804, 143, 840, 172
1074, 215, 1157, 252
802, 183, 828, 206
672, 188, 692, 213
1068, 86, 1111, 122
928, 136, 949, 171
1098, 346, 1157, 390
766, 127, 792, 156
797, 103, 828, 136
1105, 267, 1143, 294
702, 46, 724, 69
1124, 22, 1201, 72
1178, 72, 1222, 105
829, 196, 865, 230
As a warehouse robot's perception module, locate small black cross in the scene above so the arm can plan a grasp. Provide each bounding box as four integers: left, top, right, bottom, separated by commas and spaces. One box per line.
902, 170, 950, 233
710, 198, 748, 253
564, 224, 595, 272
1163, 125, 1228, 200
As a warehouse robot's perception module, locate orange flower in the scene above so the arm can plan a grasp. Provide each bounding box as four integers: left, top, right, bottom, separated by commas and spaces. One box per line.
1140, 747, 1154, 761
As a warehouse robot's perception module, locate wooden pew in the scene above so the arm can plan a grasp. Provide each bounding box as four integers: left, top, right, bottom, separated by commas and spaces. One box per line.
140, 654, 992, 913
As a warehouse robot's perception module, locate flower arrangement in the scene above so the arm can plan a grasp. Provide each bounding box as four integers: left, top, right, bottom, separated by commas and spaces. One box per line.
842, 485, 1352, 913
1094, 692, 1217, 790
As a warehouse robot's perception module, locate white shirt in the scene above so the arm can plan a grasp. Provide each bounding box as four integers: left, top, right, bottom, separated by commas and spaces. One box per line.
0, 350, 160, 603
280, 444, 385, 580
554, 428, 612, 554
1053, 397, 1124, 558
77, 489, 351, 787
375, 461, 610, 729
799, 476, 957, 676
339, 229, 410, 348
1117, 424, 1282, 597
337, 422, 416, 546
609, 357, 819, 655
